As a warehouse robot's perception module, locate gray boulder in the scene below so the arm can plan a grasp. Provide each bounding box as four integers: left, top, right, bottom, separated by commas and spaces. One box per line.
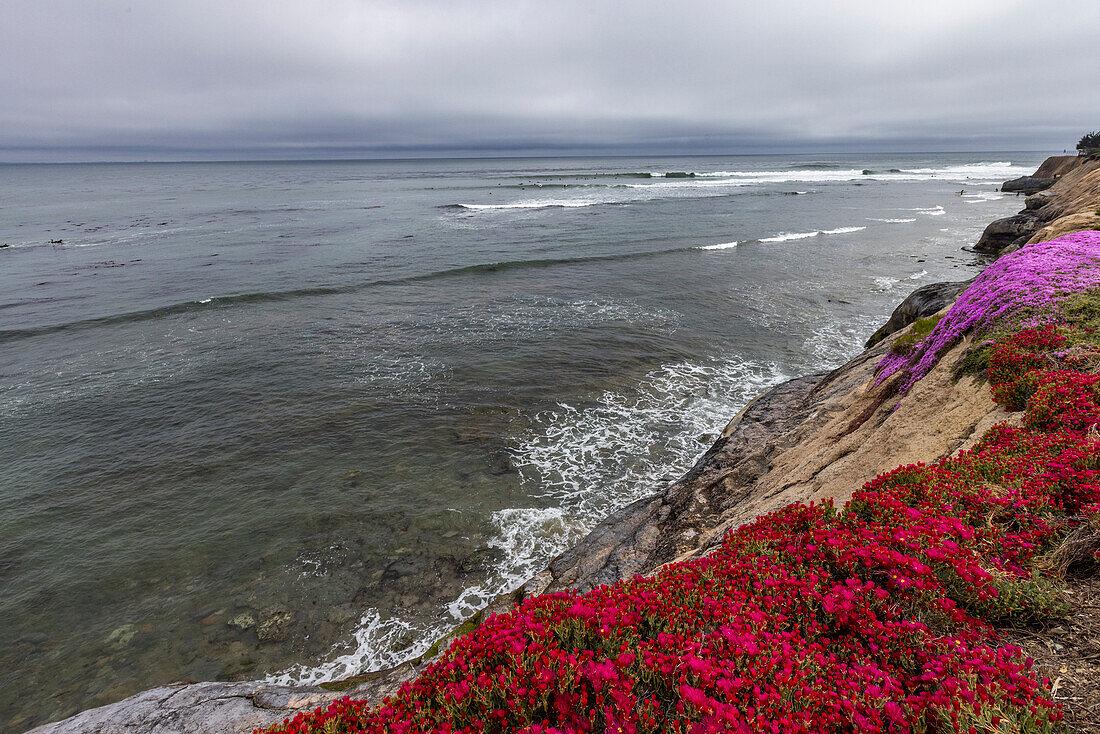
864, 279, 973, 348
973, 212, 1041, 254
1024, 190, 1057, 211
1001, 176, 1056, 195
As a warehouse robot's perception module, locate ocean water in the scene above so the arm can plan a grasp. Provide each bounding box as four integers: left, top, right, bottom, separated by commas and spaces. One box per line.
0, 153, 1041, 730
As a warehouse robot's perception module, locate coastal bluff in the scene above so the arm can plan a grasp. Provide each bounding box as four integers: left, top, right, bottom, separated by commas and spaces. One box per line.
976, 154, 1100, 254
29, 155, 1100, 734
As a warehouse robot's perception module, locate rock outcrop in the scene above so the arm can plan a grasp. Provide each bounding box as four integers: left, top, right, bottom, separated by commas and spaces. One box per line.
973, 211, 1043, 253
27, 672, 423, 734
1001, 176, 1057, 195
544, 327, 1012, 593
1001, 155, 1085, 194
864, 279, 974, 348
977, 156, 1100, 255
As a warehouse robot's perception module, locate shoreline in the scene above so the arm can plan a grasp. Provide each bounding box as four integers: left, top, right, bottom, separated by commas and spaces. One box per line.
28, 153, 1100, 734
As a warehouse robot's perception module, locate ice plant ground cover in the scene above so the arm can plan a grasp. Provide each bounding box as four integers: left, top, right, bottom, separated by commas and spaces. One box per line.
877, 230, 1100, 396
262, 232, 1100, 734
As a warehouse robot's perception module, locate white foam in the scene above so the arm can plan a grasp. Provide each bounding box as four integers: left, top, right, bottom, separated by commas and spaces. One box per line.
267, 609, 442, 686
760, 231, 821, 243
873, 276, 900, 290
898, 161, 1016, 175
961, 192, 1005, 203
907, 205, 946, 216
867, 217, 917, 223
627, 179, 755, 189
461, 199, 599, 211
510, 358, 792, 534
447, 506, 580, 620
686, 161, 1031, 186
269, 354, 793, 687
699, 240, 739, 250
451, 161, 1033, 212
351, 354, 449, 396
760, 226, 865, 243
804, 317, 873, 368
694, 169, 866, 182
909, 270, 928, 280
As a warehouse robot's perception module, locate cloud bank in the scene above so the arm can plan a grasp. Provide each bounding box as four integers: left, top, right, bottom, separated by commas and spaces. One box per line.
2, 0, 1097, 160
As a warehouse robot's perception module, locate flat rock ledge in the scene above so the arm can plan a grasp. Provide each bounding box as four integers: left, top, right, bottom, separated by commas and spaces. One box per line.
28, 681, 343, 734
28, 669, 419, 734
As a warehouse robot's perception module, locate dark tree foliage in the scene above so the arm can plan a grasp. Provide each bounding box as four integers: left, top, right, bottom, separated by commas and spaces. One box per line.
1078, 130, 1100, 152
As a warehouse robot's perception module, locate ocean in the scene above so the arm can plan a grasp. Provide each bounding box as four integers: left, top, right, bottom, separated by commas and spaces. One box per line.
0, 153, 1042, 729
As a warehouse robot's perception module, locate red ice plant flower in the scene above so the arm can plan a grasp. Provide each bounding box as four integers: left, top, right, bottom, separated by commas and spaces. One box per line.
262, 233, 1100, 734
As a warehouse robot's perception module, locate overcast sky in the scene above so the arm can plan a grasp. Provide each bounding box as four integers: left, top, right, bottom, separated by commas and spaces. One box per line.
2, 1, 1098, 161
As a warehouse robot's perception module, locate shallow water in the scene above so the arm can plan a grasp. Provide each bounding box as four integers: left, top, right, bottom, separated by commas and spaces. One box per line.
0, 153, 1041, 729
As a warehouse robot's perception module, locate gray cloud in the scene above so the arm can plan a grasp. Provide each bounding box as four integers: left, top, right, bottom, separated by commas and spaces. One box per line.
2, 0, 1098, 160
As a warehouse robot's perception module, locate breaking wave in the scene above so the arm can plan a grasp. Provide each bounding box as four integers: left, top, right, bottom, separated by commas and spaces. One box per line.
759, 226, 866, 243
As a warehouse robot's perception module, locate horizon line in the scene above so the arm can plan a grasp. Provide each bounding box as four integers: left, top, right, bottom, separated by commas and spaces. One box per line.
0, 147, 1063, 166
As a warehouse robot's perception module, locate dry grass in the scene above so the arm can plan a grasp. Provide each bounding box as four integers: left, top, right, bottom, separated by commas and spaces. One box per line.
1037, 518, 1100, 578
999, 574, 1100, 733
1002, 524, 1100, 732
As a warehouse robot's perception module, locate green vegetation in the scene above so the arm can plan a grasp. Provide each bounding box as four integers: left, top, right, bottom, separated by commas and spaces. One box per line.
889, 313, 944, 356
1078, 130, 1100, 154
956, 288, 1100, 380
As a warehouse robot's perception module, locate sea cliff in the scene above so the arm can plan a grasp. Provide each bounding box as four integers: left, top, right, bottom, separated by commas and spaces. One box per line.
29, 155, 1100, 734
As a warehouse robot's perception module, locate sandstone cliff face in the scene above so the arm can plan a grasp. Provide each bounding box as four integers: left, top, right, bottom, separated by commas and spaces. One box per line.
976, 157, 1100, 254
1001, 155, 1085, 195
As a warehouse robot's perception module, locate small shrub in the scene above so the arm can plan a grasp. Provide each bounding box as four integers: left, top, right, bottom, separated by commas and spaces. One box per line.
1078, 130, 1100, 153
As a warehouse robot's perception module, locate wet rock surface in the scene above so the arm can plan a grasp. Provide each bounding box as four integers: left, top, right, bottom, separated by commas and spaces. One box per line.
27, 672, 420, 734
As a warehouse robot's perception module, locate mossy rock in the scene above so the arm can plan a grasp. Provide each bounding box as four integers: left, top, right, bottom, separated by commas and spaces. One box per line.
889, 313, 944, 356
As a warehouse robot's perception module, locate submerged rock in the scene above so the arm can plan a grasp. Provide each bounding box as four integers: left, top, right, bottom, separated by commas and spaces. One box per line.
227, 613, 255, 631
105, 625, 137, 649
255, 612, 292, 642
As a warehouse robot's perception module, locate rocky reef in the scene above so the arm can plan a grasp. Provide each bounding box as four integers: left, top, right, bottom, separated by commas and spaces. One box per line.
29, 156, 1100, 734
